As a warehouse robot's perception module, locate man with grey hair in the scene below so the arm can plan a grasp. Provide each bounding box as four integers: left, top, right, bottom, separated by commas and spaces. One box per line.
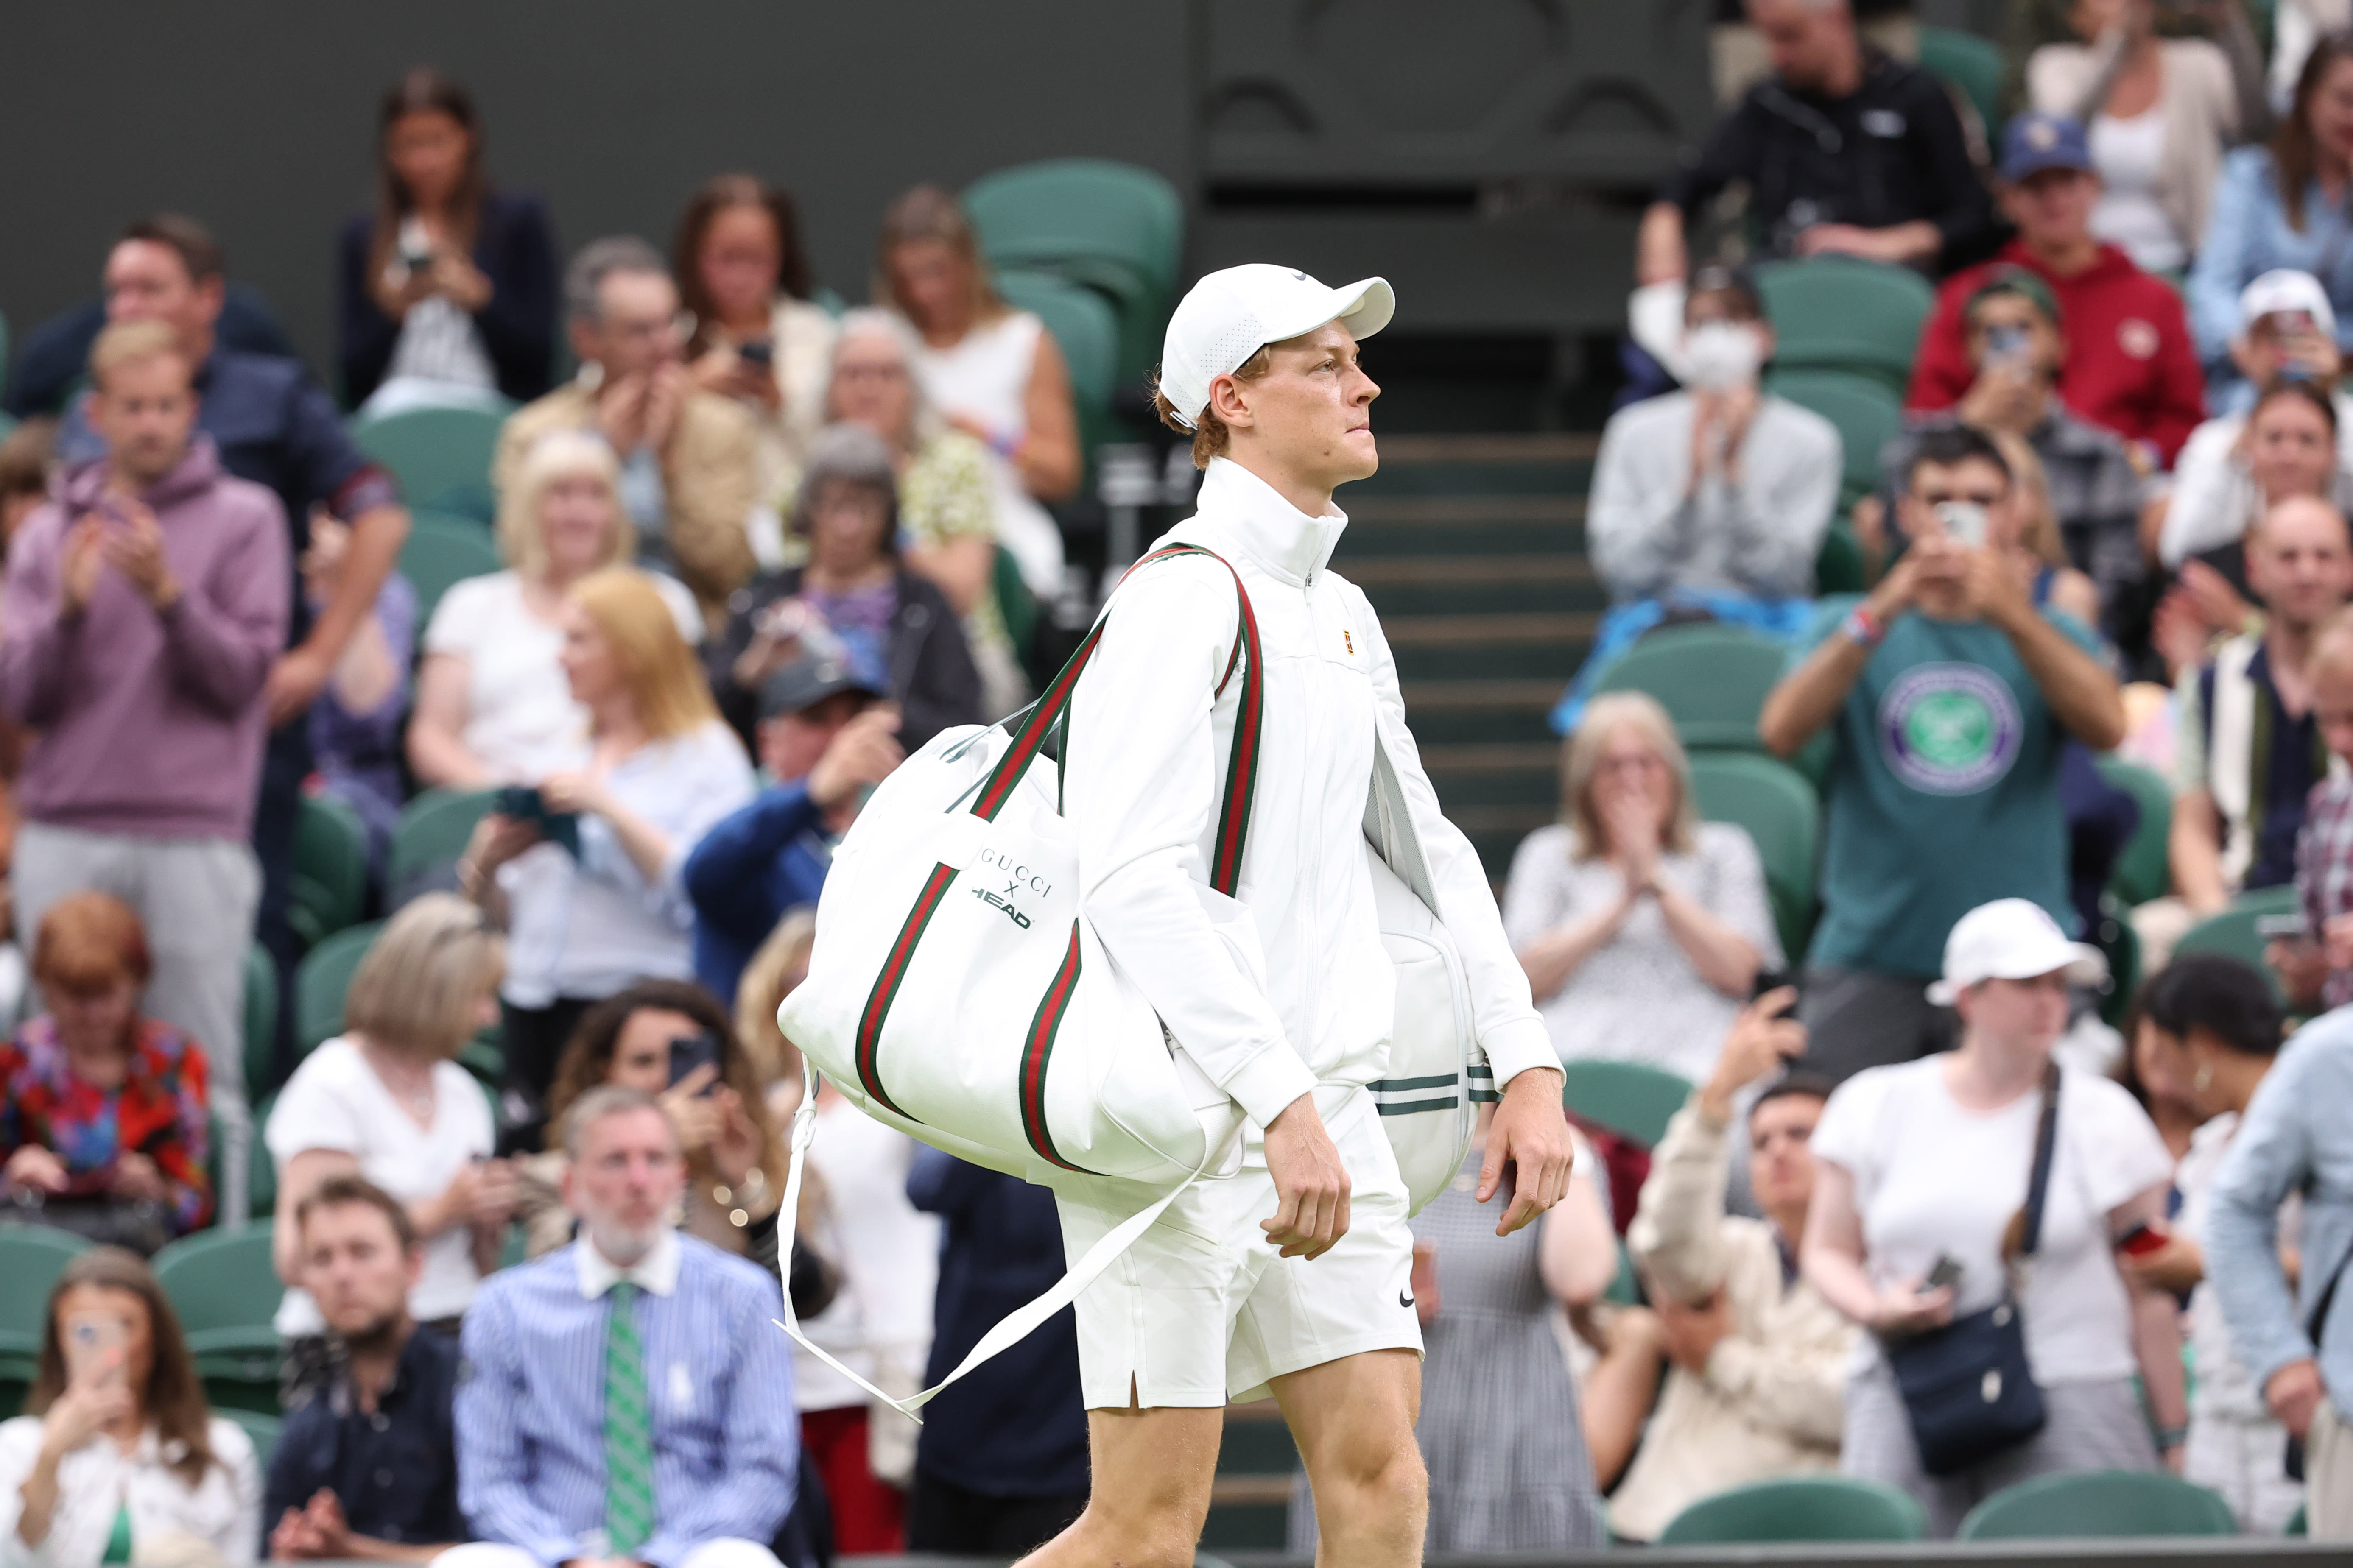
1636, 0, 1997, 285
444, 1086, 799, 1568
493, 237, 758, 624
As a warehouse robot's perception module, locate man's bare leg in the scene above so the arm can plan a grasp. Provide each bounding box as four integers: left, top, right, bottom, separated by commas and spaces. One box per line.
1272, 1349, 1426, 1568
1013, 1400, 1223, 1568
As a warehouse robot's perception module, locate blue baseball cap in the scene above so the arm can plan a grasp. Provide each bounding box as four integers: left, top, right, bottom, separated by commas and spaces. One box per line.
2000, 113, 2096, 183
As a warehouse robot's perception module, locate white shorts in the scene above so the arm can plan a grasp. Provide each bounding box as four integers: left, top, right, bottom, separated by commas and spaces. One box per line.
1052, 1082, 1422, 1409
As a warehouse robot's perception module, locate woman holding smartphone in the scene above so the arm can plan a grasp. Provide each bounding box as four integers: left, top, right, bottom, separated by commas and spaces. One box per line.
0, 1248, 262, 1564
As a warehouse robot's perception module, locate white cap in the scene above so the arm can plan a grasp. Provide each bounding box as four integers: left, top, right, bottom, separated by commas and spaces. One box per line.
1925, 898, 2108, 1005
1157, 264, 1396, 429
2238, 268, 2336, 338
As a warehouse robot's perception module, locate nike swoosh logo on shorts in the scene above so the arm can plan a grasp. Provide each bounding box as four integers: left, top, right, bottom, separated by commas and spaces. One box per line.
1398, 1289, 1414, 1309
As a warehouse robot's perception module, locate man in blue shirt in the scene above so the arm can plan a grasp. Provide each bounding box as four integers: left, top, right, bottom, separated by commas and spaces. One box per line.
268, 1176, 466, 1563
683, 654, 903, 1005
54, 215, 411, 1070
449, 1085, 798, 1568
1759, 424, 2126, 1081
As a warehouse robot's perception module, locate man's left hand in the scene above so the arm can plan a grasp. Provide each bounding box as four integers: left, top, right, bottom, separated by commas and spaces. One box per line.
265, 643, 335, 727
1480, 1066, 1571, 1237
101, 503, 179, 612
1653, 1289, 1735, 1375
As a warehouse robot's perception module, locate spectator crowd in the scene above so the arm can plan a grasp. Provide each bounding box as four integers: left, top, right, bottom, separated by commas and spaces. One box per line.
14, 2, 2353, 1559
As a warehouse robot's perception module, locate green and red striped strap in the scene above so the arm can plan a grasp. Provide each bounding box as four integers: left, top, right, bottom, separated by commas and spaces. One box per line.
852, 544, 1266, 1160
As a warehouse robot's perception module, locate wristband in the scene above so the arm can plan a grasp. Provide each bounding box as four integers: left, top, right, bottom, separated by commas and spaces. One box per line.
989, 428, 1022, 461
1842, 605, 1885, 650
2154, 1424, 2188, 1451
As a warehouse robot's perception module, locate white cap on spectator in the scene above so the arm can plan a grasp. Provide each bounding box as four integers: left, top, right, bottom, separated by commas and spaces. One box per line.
1157, 265, 1395, 430
1925, 898, 2107, 1005
2238, 269, 2336, 338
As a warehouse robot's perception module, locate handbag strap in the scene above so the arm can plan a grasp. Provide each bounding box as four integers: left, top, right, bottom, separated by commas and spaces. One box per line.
2015, 1059, 2064, 1260
969, 543, 1264, 895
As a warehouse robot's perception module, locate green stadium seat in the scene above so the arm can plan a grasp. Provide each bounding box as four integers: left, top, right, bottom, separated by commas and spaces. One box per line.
2095, 755, 2173, 907
1588, 623, 1787, 752
994, 269, 1119, 423
0, 1225, 92, 1365
993, 544, 1040, 670
1604, 1236, 1643, 1306
291, 792, 369, 952
2091, 892, 2141, 1028
1955, 1469, 2237, 1540
388, 788, 498, 904
243, 943, 279, 1103
2176, 884, 2300, 1002
220, 1406, 285, 1464
963, 158, 1182, 385
1767, 368, 1905, 502
151, 1225, 282, 1403
1756, 259, 1936, 399
398, 509, 503, 629
1657, 1476, 1930, 1544
1688, 751, 1823, 962
296, 921, 383, 1056
351, 404, 509, 521
1816, 516, 1867, 596
1918, 25, 2006, 137
1559, 1059, 1693, 1149
2288, 1501, 2308, 1536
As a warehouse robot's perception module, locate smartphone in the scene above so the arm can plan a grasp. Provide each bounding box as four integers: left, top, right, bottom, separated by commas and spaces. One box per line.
1984, 322, 2033, 367
397, 235, 436, 273
1923, 1254, 1964, 1292
1752, 969, 1802, 1010
2116, 1221, 2169, 1258
737, 338, 774, 368
668, 1030, 723, 1094
1935, 500, 1990, 548
492, 785, 582, 859
2255, 913, 2313, 940
63, 1312, 126, 1388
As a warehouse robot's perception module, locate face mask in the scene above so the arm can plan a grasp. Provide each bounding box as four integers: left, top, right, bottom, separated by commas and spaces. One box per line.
1682, 321, 1762, 392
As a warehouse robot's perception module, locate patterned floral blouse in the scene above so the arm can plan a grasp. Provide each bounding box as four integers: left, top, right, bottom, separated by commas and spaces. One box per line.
0, 1018, 212, 1233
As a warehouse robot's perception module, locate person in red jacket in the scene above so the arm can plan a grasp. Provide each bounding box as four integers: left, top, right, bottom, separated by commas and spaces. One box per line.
1910, 113, 2207, 468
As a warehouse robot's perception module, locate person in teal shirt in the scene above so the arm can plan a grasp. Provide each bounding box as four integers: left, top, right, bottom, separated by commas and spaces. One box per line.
1759, 424, 2127, 1082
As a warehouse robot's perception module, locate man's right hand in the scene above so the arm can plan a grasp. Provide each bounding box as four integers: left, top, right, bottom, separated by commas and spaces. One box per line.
807, 709, 905, 810
2268, 1357, 2328, 1440
1697, 988, 1805, 1123
1262, 1094, 1350, 1260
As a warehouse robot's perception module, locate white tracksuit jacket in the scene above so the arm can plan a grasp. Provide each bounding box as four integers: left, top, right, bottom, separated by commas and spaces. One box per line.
1062, 457, 1557, 1130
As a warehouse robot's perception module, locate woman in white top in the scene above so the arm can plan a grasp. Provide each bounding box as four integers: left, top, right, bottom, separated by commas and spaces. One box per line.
2129, 952, 2303, 1532
459, 566, 755, 1112
408, 429, 702, 790
1503, 692, 1779, 1084
267, 895, 511, 1351
1802, 898, 2186, 1537
877, 184, 1079, 599
673, 174, 839, 524
2161, 379, 2351, 572
0, 1249, 261, 1568
2027, 0, 2263, 274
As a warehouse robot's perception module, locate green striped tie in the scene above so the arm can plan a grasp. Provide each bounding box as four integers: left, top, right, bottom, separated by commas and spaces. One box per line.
602, 1281, 655, 1555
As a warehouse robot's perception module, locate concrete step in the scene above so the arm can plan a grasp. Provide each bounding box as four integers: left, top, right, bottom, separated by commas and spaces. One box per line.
1377, 610, 1596, 681
1336, 494, 1586, 558
1204, 1401, 1297, 1554
1397, 678, 1562, 746
1344, 553, 1600, 617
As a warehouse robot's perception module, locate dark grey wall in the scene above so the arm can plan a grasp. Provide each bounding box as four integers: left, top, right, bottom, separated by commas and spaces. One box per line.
0, 1, 1193, 375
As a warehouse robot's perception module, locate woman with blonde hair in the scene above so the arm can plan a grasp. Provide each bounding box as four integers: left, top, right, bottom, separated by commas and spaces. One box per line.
877, 184, 1077, 600
1501, 690, 1780, 1081
408, 429, 702, 790
0, 1248, 263, 1565
460, 567, 755, 1113
266, 895, 511, 1370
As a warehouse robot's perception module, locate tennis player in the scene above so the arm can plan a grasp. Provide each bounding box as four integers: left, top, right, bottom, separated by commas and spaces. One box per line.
1020, 265, 1573, 1567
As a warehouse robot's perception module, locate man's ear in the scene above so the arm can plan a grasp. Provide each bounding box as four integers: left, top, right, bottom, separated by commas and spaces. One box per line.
570, 319, 601, 373
1205, 371, 1255, 433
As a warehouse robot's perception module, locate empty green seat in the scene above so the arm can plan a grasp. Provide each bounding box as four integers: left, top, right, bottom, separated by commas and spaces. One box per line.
398, 509, 503, 628
1756, 259, 1936, 399
1657, 1476, 1930, 1544
151, 1225, 282, 1396
1955, 1469, 2238, 1540
963, 158, 1182, 385
1588, 623, 1787, 752
994, 544, 1040, 669
243, 943, 280, 1103
2094, 754, 2173, 907
296, 921, 383, 1056
351, 404, 509, 521
994, 269, 1119, 416
1688, 750, 1823, 962
220, 1406, 285, 1464
388, 788, 497, 903
1767, 368, 1905, 501
1918, 25, 2005, 136
1559, 1058, 1693, 1149
0, 1225, 91, 1363
291, 792, 369, 951
2176, 884, 2300, 1002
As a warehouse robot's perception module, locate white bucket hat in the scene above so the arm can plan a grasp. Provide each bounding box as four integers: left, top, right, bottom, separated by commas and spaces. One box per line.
1925, 898, 2108, 1005
1157, 264, 1395, 430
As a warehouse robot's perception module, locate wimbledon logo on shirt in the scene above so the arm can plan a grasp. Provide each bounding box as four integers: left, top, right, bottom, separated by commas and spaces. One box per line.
1877, 662, 2022, 795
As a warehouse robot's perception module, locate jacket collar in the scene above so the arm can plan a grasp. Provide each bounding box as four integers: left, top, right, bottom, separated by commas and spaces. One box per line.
1182, 457, 1349, 586
57, 433, 225, 513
